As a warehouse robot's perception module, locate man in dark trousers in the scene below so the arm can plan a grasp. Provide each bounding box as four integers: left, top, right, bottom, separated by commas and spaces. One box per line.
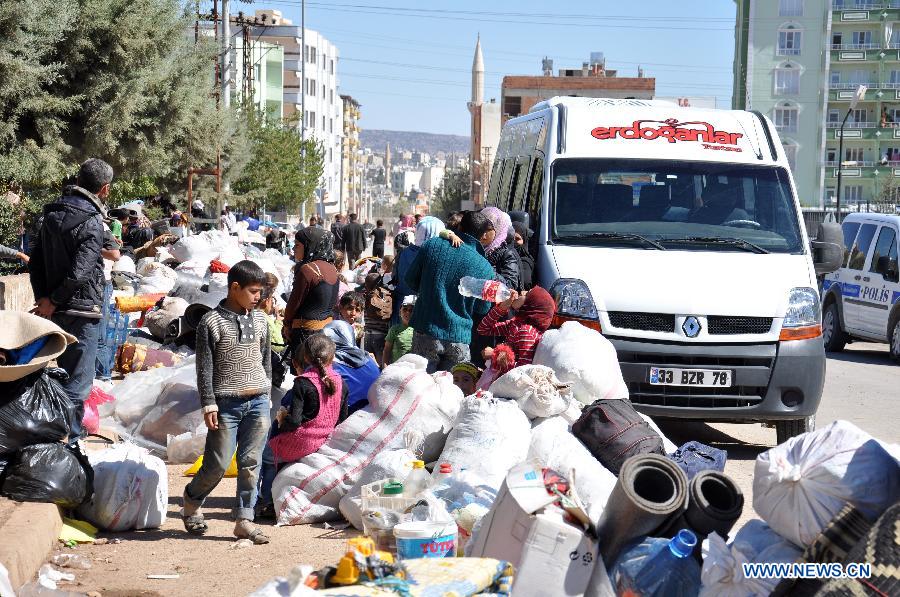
343, 213, 366, 265
29, 158, 113, 440
330, 214, 345, 255
370, 219, 387, 258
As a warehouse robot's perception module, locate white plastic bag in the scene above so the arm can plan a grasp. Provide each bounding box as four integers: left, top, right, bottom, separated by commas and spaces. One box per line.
528, 416, 617, 524
533, 321, 629, 405
77, 443, 168, 531
436, 394, 531, 490
170, 235, 215, 263
166, 424, 208, 464
753, 420, 900, 546
488, 365, 576, 420
272, 355, 462, 525
338, 447, 417, 530
112, 356, 196, 428
133, 382, 203, 452
700, 520, 802, 597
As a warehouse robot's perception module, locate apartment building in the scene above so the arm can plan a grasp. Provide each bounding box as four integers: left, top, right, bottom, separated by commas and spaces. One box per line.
252, 9, 343, 215
734, 0, 900, 208
341, 94, 361, 215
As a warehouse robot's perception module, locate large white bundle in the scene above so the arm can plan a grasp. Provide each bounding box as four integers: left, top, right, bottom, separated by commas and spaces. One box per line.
216, 244, 246, 268
338, 448, 416, 530
436, 394, 531, 490
170, 235, 215, 263
112, 255, 136, 274
753, 420, 900, 546
174, 259, 210, 279
489, 365, 578, 421
77, 444, 168, 531
527, 416, 617, 524
700, 520, 802, 597
533, 321, 628, 405
273, 355, 462, 525
167, 424, 207, 464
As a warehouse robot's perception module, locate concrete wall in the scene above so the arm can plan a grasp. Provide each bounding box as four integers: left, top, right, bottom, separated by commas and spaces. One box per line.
0, 274, 34, 311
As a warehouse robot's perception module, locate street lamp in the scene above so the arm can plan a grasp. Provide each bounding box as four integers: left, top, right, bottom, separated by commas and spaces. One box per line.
836, 85, 867, 223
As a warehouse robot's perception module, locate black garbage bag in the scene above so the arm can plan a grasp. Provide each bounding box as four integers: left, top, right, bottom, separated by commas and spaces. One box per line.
0, 443, 94, 508
0, 368, 74, 455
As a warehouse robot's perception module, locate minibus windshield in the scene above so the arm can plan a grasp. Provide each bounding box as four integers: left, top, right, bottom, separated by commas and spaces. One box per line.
551, 158, 804, 254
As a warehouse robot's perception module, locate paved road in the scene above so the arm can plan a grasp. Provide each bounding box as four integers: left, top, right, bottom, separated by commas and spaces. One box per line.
657, 341, 898, 531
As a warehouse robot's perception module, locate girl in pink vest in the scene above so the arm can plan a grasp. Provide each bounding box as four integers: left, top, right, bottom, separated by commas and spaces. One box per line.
269, 334, 349, 464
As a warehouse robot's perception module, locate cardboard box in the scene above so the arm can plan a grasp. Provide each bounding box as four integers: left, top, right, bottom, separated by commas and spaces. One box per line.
468, 462, 599, 597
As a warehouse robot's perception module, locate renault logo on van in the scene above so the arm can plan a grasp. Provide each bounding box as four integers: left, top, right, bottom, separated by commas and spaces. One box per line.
682, 316, 702, 338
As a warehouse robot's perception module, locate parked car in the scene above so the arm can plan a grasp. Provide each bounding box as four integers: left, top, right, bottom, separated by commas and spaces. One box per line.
822, 212, 900, 362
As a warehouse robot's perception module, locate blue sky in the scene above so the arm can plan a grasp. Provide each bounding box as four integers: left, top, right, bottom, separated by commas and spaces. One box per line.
262, 0, 737, 135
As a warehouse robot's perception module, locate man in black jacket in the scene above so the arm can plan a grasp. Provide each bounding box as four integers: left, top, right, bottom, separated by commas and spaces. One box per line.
330, 214, 345, 255
342, 213, 367, 265
30, 158, 113, 439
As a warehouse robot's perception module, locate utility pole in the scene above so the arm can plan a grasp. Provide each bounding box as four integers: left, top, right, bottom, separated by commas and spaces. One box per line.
300, 0, 308, 220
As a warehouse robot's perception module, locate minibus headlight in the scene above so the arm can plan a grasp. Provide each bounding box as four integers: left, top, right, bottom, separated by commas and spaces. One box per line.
549, 278, 599, 321
780, 287, 822, 341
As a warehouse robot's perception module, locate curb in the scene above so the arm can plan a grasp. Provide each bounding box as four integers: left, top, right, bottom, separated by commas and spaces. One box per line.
0, 499, 62, 589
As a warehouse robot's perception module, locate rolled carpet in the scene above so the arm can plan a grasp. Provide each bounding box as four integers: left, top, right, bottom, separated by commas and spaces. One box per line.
596, 453, 688, 566
662, 470, 744, 542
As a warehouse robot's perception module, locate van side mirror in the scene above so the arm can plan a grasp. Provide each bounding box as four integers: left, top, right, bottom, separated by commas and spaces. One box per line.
811, 222, 843, 275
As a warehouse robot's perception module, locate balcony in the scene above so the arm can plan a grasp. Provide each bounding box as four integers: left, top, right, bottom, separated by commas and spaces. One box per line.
776, 48, 801, 56
830, 43, 881, 51
832, 1, 900, 8
826, 121, 878, 128
824, 161, 875, 167
829, 81, 876, 89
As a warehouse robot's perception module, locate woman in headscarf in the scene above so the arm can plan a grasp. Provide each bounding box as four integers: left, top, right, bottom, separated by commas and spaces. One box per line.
323, 320, 380, 414
392, 216, 445, 324
480, 206, 522, 291
283, 227, 339, 358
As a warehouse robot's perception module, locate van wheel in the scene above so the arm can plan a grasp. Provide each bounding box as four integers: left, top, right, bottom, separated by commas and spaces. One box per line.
775, 415, 815, 444
822, 302, 847, 352
890, 318, 900, 364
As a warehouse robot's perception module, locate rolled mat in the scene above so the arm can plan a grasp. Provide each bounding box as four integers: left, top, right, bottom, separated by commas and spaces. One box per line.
115, 293, 165, 313
596, 453, 688, 566
661, 470, 744, 542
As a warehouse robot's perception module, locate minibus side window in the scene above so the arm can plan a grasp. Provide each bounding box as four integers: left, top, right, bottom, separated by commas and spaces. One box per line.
526, 156, 544, 254
486, 159, 506, 207
498, 158, 517, 211
510, 157, 531, 212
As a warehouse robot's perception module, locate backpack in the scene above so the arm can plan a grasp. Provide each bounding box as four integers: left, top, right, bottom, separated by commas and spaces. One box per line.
571, 398, 665, 476
367, 275, 393, 320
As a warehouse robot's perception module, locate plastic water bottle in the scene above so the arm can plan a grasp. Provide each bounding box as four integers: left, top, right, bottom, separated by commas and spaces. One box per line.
403, 460, 431, 497
610, 529, 700, 597
432, 462, 453, 486
458, 276, 512, 303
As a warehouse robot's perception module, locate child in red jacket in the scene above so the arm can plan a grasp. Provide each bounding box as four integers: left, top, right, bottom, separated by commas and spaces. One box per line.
476, 286, 557, 368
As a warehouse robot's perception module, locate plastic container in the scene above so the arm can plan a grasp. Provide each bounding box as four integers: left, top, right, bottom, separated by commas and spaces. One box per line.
360, 478, 420, 554
393, 521, 458, 560
458, 276, 512, 303
432, 462, 453, 486
610, 529, 701, 597
403, 460, 431, 497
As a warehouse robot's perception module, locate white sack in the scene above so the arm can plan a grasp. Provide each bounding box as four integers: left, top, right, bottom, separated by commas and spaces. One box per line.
170, 235, 215, 263
753, 420, 900, 547
338, 448, 417, 530
272, 354, 462, 525
436, 394, 531, 490
533, 321, 628, 405
174, 259, 210, 279
488, 365, 577, 421
528, 416, 617, 524
216, 244, 246, 268
112, 255, 136, 274
77, 444, 168, 532
700, 520, 802, 597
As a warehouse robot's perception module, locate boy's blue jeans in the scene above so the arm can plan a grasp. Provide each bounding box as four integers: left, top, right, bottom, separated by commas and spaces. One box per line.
184, 394, 271, 521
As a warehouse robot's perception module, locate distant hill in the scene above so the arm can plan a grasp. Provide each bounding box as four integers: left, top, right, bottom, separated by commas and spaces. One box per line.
360, 129, 469, 155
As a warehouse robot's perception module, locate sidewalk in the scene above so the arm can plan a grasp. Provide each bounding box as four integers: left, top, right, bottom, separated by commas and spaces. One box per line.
0, 499, 62, 589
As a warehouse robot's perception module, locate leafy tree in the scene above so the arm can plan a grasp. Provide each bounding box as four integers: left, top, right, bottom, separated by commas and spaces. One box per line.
233, 112, 325, 215
431, 165, 470, 219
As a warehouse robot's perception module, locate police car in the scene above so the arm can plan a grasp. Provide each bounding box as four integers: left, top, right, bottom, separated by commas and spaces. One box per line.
822, 212, 900, 362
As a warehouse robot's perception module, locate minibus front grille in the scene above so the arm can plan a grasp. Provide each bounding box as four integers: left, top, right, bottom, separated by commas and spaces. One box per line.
708, 316, 774, 335
608, 312, 676, 333
628, 383, 765, 409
